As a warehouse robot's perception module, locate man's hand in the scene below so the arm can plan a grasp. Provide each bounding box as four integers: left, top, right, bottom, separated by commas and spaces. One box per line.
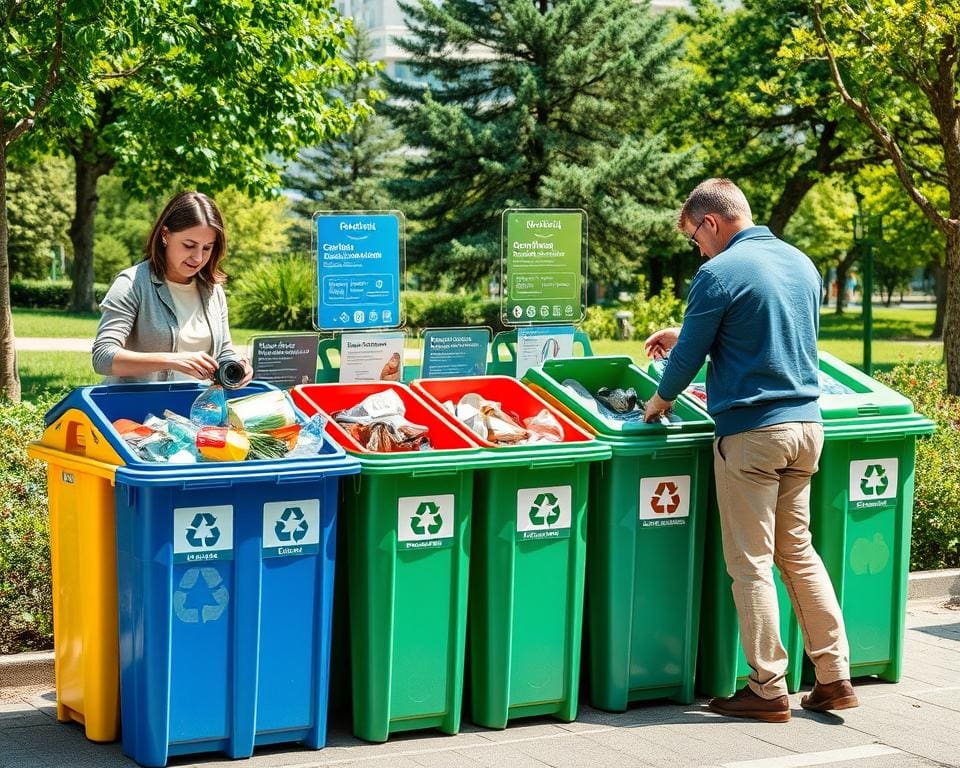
644, 327, 681, 360
644, 391, 675, 423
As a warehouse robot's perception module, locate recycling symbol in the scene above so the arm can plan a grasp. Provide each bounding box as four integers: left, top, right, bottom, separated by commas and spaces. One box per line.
529, 492, 561, 526
275, 506, 309, 543
185, 512, 220, 548
410, 501, 443, 536
860, 464, 889, 496
650, 481, 681, 514
173, 567, 229, 624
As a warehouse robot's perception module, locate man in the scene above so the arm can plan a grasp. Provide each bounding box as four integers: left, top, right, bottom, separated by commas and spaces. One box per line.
643, 178, 858, 722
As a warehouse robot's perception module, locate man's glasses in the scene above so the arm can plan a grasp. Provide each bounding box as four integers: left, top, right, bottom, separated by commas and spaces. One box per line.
687, 219, 705, 247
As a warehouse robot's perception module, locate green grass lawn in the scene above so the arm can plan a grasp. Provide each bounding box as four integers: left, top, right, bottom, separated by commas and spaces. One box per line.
14, 305, 943, 402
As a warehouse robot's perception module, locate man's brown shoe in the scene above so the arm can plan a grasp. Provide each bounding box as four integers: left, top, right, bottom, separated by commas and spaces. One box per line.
801, 679, 859, 712
709, 687, 791, 723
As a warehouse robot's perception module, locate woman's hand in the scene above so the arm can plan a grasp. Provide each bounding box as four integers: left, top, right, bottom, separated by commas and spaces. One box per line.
236, 358, 254, 387
168, 351, 219, 381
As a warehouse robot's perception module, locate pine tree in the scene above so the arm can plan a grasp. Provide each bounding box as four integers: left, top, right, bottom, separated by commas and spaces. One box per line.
284, 26, 403, 250
387, 0, 694, 288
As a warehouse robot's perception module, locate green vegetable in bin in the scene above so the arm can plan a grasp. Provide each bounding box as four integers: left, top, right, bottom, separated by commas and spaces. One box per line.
246, 431, 289, 460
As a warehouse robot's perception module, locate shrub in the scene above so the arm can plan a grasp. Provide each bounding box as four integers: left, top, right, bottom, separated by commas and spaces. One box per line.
402, 292, 506, 333
0, 396, 55, 653
877, 360, 960, 570
229, 254, 315, 330
581, 305, 617, 340
11, 279, 109, 309
625, 277, 684, 339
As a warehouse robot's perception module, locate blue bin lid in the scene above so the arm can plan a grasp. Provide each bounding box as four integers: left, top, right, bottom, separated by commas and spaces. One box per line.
44, 382, 360, 487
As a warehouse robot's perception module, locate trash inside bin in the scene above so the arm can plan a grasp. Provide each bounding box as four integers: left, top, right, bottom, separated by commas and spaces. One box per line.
411, 376, 610, 728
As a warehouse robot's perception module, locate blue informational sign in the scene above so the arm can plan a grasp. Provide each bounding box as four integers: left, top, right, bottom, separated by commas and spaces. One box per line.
316, 213, 402, 330
421, 328, 490, 378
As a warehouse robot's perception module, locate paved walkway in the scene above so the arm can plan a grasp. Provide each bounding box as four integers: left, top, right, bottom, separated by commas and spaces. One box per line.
2, 597, 958, 768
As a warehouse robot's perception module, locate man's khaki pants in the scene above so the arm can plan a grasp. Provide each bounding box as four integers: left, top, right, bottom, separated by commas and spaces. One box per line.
714, 422, 850, 699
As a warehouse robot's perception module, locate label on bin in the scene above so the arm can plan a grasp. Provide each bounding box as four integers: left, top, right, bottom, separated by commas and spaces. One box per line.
516, 485, 571, 540
639, 476, 690, 527
174, 505, 234, 563
849, 458, 898, 509
262, 499, 321, 558
398, 495, 455, 550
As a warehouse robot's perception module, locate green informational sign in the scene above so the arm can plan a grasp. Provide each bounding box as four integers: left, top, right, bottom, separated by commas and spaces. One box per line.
502, 209, 586, 326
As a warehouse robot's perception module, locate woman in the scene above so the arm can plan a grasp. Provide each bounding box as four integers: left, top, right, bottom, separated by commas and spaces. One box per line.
92, 191, 253, 385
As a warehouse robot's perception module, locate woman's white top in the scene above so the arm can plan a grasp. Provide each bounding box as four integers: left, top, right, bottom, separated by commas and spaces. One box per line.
165, 278, 213, 380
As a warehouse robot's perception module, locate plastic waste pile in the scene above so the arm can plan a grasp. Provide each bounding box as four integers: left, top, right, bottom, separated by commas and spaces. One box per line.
442, 393, 563, 445
114, 388, 327, 463
561, 379, 680, 424
333, 389, 430, 452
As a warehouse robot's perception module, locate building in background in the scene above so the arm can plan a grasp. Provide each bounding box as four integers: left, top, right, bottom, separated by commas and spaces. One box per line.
334, 0, 688, 86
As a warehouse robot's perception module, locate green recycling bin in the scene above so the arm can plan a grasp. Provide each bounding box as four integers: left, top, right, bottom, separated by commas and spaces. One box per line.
524, 356, 712, 711
809, 351, 935, 683
646, 358, 805, 698
291, 382, 487, 742
410, 376, 610, 728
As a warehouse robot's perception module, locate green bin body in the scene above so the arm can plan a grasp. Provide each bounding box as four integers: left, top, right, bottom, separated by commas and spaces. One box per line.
809, 352, 935, 683
291, 382, 487, 742
524, 357, 711, 711
410, 376, 610, 728
646, 359, 805, 697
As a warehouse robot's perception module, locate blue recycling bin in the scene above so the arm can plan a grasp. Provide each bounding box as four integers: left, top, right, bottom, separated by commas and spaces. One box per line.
42, 382, 360, 767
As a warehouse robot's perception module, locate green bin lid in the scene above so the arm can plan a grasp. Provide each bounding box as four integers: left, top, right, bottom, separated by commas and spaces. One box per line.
816, 350, 919, 419
522, 356, 714, 446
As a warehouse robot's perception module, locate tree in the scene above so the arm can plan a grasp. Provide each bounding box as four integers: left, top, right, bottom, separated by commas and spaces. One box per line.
784, 178, 856, 311
41, 0, 372, 312
215, 188, 293, 278
7, 156, 73, 280
670, 0, 875, 238
386, 0, 695, 289
283, 26, 403, 253
2, 1, 109, 401
784, 1, 960, 393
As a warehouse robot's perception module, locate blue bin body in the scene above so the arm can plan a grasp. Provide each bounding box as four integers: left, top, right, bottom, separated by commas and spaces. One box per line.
47, 383, 360, 767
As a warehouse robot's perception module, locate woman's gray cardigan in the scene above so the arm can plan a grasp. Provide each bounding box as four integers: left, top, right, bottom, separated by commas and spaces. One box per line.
92, 261, 241, 383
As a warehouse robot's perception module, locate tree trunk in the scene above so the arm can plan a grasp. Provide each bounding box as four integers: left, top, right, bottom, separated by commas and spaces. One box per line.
648, 256, 664, 297
68, 132, 114, 312
931, 260, 946, 339
0, 144, 22, 402
944, 230, 960, 396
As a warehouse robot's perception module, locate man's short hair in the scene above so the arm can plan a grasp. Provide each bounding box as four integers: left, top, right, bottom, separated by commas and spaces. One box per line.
678, 178, 752, 229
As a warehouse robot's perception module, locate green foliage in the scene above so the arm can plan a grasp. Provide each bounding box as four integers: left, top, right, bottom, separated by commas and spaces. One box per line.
93, 174, 155, 269
229, 255, 315, 331
0, 396, 57, 653
388, 0, 693, 288
93, 233, 134, 284
401, 291, 502, 331
673, 0, 871, 234
625, 278, 684, 339
877, 361, 960, 570
11, 280, 108, 309
216, 189, 294, 279
6, 157, 74, 280
580, 306, 618, 341
283, 26, 401, 251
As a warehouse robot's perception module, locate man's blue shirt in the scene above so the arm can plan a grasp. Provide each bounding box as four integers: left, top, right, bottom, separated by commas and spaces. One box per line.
657, 226, 822, 437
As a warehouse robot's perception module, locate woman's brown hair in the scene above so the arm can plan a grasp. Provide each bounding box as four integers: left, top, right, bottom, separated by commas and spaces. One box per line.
145, 191, 228, 284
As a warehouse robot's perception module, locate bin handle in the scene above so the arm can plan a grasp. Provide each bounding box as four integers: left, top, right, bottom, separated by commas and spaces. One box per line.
411, 468, 457, 478
181, 479, 233, 490
66, 420, 88, 456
